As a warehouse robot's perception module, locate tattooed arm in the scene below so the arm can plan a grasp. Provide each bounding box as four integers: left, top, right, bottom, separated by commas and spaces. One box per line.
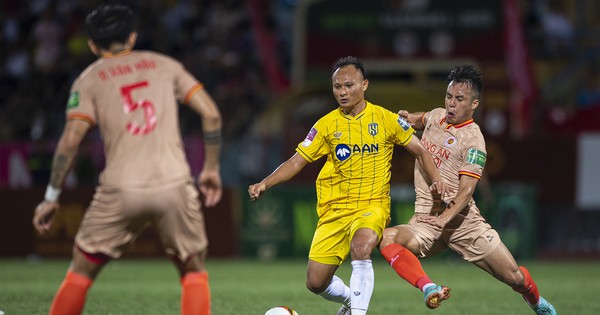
33, 119, 91, 234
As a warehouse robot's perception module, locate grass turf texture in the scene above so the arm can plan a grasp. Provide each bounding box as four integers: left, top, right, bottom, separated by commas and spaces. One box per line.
0, 257, 596, 314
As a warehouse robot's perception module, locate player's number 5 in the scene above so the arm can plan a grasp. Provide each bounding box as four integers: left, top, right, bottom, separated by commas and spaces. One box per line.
120, 81, 157, 135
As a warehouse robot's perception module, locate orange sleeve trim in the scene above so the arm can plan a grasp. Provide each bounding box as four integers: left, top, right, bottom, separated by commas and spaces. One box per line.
67, 113, 95, 125
183, 83, 204, 104
459, 171, 481, 179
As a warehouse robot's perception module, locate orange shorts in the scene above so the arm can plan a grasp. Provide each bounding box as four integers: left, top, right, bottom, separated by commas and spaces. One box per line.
403, 205, 501, 262
75, 180, 207, 261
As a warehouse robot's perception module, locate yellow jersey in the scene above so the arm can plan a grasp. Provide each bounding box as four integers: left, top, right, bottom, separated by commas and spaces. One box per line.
296, 101, 414, 210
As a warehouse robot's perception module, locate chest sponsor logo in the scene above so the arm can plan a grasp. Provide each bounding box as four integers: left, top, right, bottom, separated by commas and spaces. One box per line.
466, 148, 486, 167
335, 143, 380, 161
334, 132, 342, 138
368, 123, 378, 136
301, 127, 318, 147
397, 116, 411, 131
67, 91, 80, 109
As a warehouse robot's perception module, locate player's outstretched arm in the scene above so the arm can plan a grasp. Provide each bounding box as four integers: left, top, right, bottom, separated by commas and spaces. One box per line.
399, 110, 427, 131
248, 153, 308, 201
404, 136, 447, 198
33, 119, 90, 234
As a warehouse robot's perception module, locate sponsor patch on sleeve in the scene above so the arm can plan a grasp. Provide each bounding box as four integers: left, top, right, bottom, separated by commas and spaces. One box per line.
466, 148, 486, 167
301, 127, 318, 147
397, 116, 411, 131
67, 91, 80, 109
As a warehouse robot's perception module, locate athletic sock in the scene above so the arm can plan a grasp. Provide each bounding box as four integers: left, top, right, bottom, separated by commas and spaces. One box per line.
181, 271, 211, 315
318, 275, 351, 306
49, 271, 93, 315
512, 266, 540, 306
380, 243, 433, 291
349, 259, 374, 315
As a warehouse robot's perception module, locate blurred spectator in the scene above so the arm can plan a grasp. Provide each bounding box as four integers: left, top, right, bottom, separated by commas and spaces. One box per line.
32, 8, 63, 73
540, 0, 575, 57
577, 68, 600, 109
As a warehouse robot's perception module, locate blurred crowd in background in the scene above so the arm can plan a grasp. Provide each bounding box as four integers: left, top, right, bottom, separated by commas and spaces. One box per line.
0, 0, 298, 186
0, 0, 296, 142
0, 0, 599, 185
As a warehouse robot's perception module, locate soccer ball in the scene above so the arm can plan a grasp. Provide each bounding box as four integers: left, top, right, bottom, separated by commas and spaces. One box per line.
264, 306, 299, 315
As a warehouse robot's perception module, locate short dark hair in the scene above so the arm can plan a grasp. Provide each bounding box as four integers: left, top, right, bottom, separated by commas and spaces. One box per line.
332, 56, 366, 79
85, 5, 136, 50
446, 65, 483, 99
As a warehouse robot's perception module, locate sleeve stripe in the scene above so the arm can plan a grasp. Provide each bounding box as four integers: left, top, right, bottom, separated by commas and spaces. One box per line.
399, 131, 414, 146
459, 171, 481, 179
67, 113, 95, 125
183, 83, 204, 104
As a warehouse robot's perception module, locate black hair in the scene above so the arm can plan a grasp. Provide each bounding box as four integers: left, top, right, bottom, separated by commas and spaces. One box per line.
446, 65, 483, 99
332, 56, 367, 79
85, 5, 136, 50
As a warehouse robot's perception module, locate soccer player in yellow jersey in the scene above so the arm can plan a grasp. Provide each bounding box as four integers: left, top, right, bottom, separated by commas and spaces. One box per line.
248, 56, 446, 315
379, 65, 557, 314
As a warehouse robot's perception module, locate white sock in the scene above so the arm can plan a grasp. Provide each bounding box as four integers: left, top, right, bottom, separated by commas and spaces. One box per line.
350, 260, 373, 315
318, 275, 351, 306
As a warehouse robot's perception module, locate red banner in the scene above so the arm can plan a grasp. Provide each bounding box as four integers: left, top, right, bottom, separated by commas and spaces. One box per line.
503, 0, 538, 138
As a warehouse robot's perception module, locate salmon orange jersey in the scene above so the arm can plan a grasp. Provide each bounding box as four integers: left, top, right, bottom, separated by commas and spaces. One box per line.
296, 101, 414, 211
414, 107, 486, 213
66, 51, 201, 187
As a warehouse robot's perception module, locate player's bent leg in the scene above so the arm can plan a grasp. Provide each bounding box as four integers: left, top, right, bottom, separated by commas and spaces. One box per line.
473, 243, 556, 314
307, 259, 351, 315
50, 246, 109, 315
306, 259, 339, 294
380, 225, 450, 309
516, 266, 557, 315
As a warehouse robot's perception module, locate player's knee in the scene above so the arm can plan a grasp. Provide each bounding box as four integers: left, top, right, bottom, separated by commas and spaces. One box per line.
71, 246, 108, 280
350, 241, 376, 260
379, 228, 397, 249
306, 278, 328, 294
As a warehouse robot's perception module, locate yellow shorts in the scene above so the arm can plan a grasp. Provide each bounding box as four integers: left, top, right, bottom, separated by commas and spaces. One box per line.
309, 204, 390, 265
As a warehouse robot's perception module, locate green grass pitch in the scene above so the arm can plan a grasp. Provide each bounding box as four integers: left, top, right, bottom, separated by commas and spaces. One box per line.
0, 257, 597, 314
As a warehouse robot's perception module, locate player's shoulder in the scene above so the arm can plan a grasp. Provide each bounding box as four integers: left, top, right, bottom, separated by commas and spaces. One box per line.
136, 50, 183, 67
365, 101, 401, 123
367, 101, 394, 114
458, 121, 485, 148
428, 107, 446, 120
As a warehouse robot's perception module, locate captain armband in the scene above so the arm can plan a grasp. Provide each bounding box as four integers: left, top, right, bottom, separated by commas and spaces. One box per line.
203, 130, 222, 145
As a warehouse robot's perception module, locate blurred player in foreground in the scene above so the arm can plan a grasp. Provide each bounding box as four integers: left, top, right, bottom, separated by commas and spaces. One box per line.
379, 65, 557, 314
248, 56, 446, 315
32, 5, 222, 315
